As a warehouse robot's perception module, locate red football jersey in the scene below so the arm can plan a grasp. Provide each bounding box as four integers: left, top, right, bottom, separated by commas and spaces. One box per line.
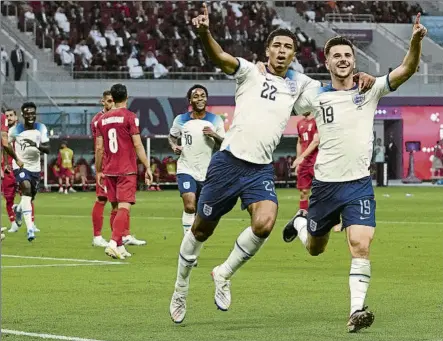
91, 110, 104, 145
1, 113, 8, 132
95, 108, 139, 176
297, 117, 318, 167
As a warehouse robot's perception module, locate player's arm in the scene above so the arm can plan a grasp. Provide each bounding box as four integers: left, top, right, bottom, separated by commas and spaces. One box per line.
37, 142, 50, 154
388, 13, 427, 90
2, 131, 22, 165
169, 116, 183, 155
300, 133, 319, 159
193, 3, 239, 75
296, 135, 302, 158
95, 136, 104, 173
131, 134, 150, 170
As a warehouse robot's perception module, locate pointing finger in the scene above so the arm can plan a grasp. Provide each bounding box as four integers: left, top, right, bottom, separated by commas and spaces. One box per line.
202, 2, 208, 17
415, 12, 421, 26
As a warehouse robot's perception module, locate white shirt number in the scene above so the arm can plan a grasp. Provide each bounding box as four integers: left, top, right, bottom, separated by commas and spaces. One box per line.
108, 128, 118, 153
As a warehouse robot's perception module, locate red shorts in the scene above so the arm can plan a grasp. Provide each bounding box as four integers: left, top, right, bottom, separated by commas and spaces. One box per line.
297, 165, 314, 190
59, 167, 73, 178
1, 171, 16, 197
96, 178, 108, 199
105, 175, 137, 204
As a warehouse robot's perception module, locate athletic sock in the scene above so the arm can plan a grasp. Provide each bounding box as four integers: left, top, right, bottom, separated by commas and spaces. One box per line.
182, 211, 195, 235
175, 231, 203, 290
349, 258, 371, 316
92, 201, 105, 237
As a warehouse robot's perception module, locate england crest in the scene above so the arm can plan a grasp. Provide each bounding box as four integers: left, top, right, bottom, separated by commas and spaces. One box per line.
352, 93, 365, 106
203, 204, 212, 216
285, 79, 297, 94
183, 181, 190, 190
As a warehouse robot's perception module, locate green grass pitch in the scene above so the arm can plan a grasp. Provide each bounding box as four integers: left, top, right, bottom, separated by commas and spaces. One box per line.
1, 187, 442, 341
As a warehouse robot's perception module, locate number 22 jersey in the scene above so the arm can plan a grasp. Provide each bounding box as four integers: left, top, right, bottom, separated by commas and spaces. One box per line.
95, 108, 139, 176
170, 112, 225, 182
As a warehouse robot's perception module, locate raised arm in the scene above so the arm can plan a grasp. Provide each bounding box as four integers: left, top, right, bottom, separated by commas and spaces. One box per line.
388, 13, 427, 90
192, 3, 239, 75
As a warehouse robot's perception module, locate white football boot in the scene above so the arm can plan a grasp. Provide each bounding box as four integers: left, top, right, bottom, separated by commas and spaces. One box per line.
170, 289, 188, 324
105, 241, 125, 260
123, 235, 146, 246
92, 236, 108, 247
211, 266, 232, 311
117, 245, 132, 258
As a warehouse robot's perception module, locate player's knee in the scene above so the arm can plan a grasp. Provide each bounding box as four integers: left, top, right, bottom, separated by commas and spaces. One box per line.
20, 182, 32, 196
192, 215, 218, 242
300, 189, 309, 200
307, 245, 325, 256
183, 202, 196, 214
349, 238, 371, 258
251, 214, 275, 238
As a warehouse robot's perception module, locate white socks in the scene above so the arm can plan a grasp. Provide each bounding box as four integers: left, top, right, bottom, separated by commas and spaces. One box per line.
293, 216, 308, 246
349, 258, 371, 315
175, 231, 203, 290
182, 211, 195, 235
20, 196, 33, 232
217, 226, 267, 279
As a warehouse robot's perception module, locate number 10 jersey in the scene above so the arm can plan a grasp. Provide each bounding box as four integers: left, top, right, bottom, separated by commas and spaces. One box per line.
170, 112, 225, 182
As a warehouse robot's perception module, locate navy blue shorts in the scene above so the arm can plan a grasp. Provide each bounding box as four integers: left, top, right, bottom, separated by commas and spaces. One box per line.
197, 151, 277, 221
177, 173, 203, 199
14, 168, 40, 199
307, 176, 376, 237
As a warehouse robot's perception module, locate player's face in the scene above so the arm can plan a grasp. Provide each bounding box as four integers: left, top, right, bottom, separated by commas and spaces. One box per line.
22, 107, 36, 125
5, 110, 17, 127
189, 88, 207, 112
326, 45, 355, 79
266, 36, 295, 73
101, 95, 114, 111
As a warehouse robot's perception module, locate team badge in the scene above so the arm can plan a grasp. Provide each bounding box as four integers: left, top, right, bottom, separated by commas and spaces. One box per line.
19, 172, 25, 178
285, 79, 297, 94
309, 219, 318, 232
352, 93, 365, 106
183, 181, 190, 190
203, 204, 212, 216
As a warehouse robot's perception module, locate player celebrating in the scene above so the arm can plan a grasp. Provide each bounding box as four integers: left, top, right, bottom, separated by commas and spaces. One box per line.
91, 90, 146, 247
169, 3, 376, 324
95, 84, 152, 259
168, 84, 225, 235
283, 15, 427, 332
8, 102, 50, 241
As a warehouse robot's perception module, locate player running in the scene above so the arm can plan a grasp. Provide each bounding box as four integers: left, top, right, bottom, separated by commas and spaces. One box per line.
283, 15, 427, 333
8, 102, 50, 241
95, 84, 152, 259
168, 84, 225, 235
91, 90, 146, 247
169, 3, 376, 324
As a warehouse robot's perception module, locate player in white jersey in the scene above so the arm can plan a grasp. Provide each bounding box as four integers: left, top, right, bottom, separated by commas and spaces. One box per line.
283, 14, 427, 333
169, 3, 376, 324
8, 102, 50, 241
168, 84, 225, 235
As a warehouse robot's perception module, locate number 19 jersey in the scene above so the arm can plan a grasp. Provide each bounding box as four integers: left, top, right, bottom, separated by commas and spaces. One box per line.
293, 75, 394, 182
170, 112, 225, 182
95, 108, 140, 176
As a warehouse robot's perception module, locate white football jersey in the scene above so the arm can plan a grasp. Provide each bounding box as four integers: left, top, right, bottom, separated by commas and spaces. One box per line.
220, 58, 321, 164
293, 75, 394, 182
170, 112, 225, 181
9, 122, 49, 172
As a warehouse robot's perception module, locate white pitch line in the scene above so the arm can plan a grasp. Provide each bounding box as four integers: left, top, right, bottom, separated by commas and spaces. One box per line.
34, 213, 443, 225
2, 263, 125, 269
1, 329, 108, 341
2, 255, 125, 264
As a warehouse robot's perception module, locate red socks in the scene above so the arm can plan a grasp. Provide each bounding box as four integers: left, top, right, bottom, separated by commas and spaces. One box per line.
110, 209, 117, 231
92, 201, 105, 237
111, 208, 130, 247
6, 197, 14, 222
300, 199, 309, 210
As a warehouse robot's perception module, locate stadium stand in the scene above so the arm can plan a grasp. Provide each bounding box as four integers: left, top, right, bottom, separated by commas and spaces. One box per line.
2, 1, 330, 78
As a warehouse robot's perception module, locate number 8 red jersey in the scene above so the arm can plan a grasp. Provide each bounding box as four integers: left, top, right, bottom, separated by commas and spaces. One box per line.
95, 108, 139, 176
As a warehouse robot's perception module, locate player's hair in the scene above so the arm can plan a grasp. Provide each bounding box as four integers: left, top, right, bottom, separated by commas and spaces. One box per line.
110, 84, 127, 103
21, 102, 37, 112
4, 108, 16, 115
324, 36, 354, 56
266, 28, 297, 50
187, 84, 208, 100
102, 90, 112, 97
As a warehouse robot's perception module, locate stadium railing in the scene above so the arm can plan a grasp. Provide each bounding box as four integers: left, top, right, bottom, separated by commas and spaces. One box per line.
325, 13, 375, 23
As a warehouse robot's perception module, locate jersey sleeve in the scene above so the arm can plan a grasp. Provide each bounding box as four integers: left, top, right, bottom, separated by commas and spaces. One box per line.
232, 57, 255, 84
1, 114, 8, 132
215, 116, 225, 137
370, 75, 395, 100
39, 124, 49, 143
8, 126, 16, 143
169, 115, 182, 137
297, 73, 322, 92
128, 114, 140, 135
293, 87, 316, 115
